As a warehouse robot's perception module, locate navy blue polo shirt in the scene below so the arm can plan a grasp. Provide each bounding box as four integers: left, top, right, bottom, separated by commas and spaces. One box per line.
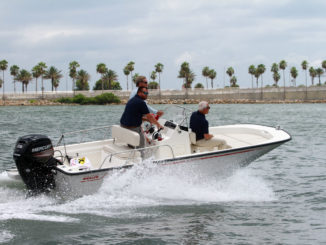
120, 95, 150, 127
190, 110, 208, 141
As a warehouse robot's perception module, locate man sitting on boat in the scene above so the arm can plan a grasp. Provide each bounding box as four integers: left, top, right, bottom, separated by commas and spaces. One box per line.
129, 75, 164, 117
120, 86, 164, 150
190, 101, 230, 150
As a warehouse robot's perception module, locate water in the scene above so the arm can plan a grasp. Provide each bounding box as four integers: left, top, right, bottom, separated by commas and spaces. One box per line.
0, 104, 325, 244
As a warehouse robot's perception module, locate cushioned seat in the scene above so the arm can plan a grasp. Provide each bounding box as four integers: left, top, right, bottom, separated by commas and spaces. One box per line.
111, 125, 140, 147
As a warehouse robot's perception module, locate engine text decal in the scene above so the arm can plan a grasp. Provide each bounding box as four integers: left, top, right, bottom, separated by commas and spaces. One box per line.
31, 144, 52, 153
80, 173, 107, 183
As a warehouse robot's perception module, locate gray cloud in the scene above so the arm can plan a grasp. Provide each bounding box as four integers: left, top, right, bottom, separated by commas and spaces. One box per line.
1, 0, 326, 92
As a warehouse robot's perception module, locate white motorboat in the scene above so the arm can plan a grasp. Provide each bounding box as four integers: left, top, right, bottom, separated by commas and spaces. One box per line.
6, 106, 291, 197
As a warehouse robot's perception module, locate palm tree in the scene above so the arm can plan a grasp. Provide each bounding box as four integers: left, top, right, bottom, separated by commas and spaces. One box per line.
208, 69, 216, 88
0, 60, 8, 100
0, 79, 2, 90
230, 76, 237, 87
148, 81, 158, 89
150, 71, 157, 82
127, 61, 135, 89
271, 63, 279, 73
123, 66, 130, 90
322, 61, 326, 85
178, 62, 195, 99
16, 69, 32, 93
290, 67, 298, 87
279, 60, 287, 86
103, 69, 118, 89
254, 69, 260, 87
178, 62, 189, 87
96, 63, 107, 93
271, 63, 279, 88
248, 65, 256, 88
53, 79, 60, 92
315, 68, 324, 85
257, 64, 266, 88
322, 60, 326, 71
178, 62, 195, 89
202, 66, 210, 89
44, 66, 63, 91
226, 67, 234, 87
32, 65, 41, 93
155, 63, 164, 95
301, 60, 308, 87
76, 69, 90, 90
132, 73, 139, 86
273, 72, 281, 87
69, 61, 80, 95
37, 62, 47, 98
10, 65, 19, 93
279, 60, 287, 100
309, 67, 316, 85
187, 71, 196, 87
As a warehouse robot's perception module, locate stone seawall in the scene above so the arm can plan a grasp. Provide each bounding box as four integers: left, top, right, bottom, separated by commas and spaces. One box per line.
1, 86, 326, 105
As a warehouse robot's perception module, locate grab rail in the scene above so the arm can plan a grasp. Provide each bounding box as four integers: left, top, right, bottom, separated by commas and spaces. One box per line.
99, 144, 175, 169
56, 125, 113, 147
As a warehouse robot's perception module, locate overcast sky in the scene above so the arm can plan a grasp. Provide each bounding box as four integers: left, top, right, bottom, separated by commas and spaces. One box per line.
1, 0, 326, 92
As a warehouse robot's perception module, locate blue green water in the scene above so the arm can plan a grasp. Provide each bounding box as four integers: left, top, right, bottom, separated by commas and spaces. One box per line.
0, 104, 325, 244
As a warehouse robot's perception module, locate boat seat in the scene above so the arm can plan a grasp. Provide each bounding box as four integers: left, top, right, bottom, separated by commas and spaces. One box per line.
111, 125, 140, 147
189, 132, 196, 144
189, 132, 232, 152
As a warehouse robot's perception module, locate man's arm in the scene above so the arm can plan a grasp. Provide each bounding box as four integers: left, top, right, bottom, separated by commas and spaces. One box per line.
203, 119, 211, 139
144, 101, 158, 114
204, 134, 213, 140
144, 113, 164, 129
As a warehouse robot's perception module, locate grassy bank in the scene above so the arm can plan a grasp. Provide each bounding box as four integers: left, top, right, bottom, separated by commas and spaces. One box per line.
56, 93, 120, 105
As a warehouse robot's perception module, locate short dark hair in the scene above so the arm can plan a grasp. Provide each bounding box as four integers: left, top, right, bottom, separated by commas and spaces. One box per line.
135, 76, 147, 86
137, 86, 147, 94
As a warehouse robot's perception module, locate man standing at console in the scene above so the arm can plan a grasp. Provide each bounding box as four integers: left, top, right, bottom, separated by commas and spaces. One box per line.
190, 101, 230, 149
129, 76, 163, 117
121, 86, 164, 149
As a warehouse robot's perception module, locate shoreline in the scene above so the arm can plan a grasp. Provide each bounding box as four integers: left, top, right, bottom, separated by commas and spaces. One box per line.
1, 98, 326, 106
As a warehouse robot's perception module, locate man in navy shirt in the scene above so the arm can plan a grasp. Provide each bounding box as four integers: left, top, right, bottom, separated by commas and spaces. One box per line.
129, 76, 163, 117
190, 101, 230, 149
120, 86, 163, 149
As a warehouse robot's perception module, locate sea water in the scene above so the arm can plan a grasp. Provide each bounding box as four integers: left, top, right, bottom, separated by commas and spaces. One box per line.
0, 104, 325, 244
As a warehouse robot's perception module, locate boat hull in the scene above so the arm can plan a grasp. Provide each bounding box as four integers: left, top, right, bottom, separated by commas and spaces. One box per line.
50, 141, 284, 197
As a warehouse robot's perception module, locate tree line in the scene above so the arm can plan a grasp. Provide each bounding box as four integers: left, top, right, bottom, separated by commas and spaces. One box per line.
178, 60, 326, 90
248, 60, 326, 89
1, 59, 326, 99
0, 60, 165, 98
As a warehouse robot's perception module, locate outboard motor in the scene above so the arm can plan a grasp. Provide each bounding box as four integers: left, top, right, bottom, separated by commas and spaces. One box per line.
13, 134, 57, 194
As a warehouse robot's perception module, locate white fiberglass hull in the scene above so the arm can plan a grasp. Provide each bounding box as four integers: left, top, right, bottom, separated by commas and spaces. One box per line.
6, 122, 291, 198
51, 140, 285, 198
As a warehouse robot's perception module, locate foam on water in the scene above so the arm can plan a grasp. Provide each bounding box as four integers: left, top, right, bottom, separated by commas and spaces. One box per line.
95, 159, 277, 204
0, 230, 15, 243
0, 160, 276, 222
0, 185, 79, 222
45, 159, 276, 218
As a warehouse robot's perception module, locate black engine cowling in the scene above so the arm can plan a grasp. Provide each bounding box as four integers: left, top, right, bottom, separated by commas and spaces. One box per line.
13, 134, 57, 194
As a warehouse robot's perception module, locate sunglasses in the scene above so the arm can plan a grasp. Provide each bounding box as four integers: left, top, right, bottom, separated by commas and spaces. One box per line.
143, 91, 149, 95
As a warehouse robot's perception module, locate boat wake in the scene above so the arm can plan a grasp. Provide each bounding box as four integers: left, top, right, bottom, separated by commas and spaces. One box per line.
0, 160, 275, 223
